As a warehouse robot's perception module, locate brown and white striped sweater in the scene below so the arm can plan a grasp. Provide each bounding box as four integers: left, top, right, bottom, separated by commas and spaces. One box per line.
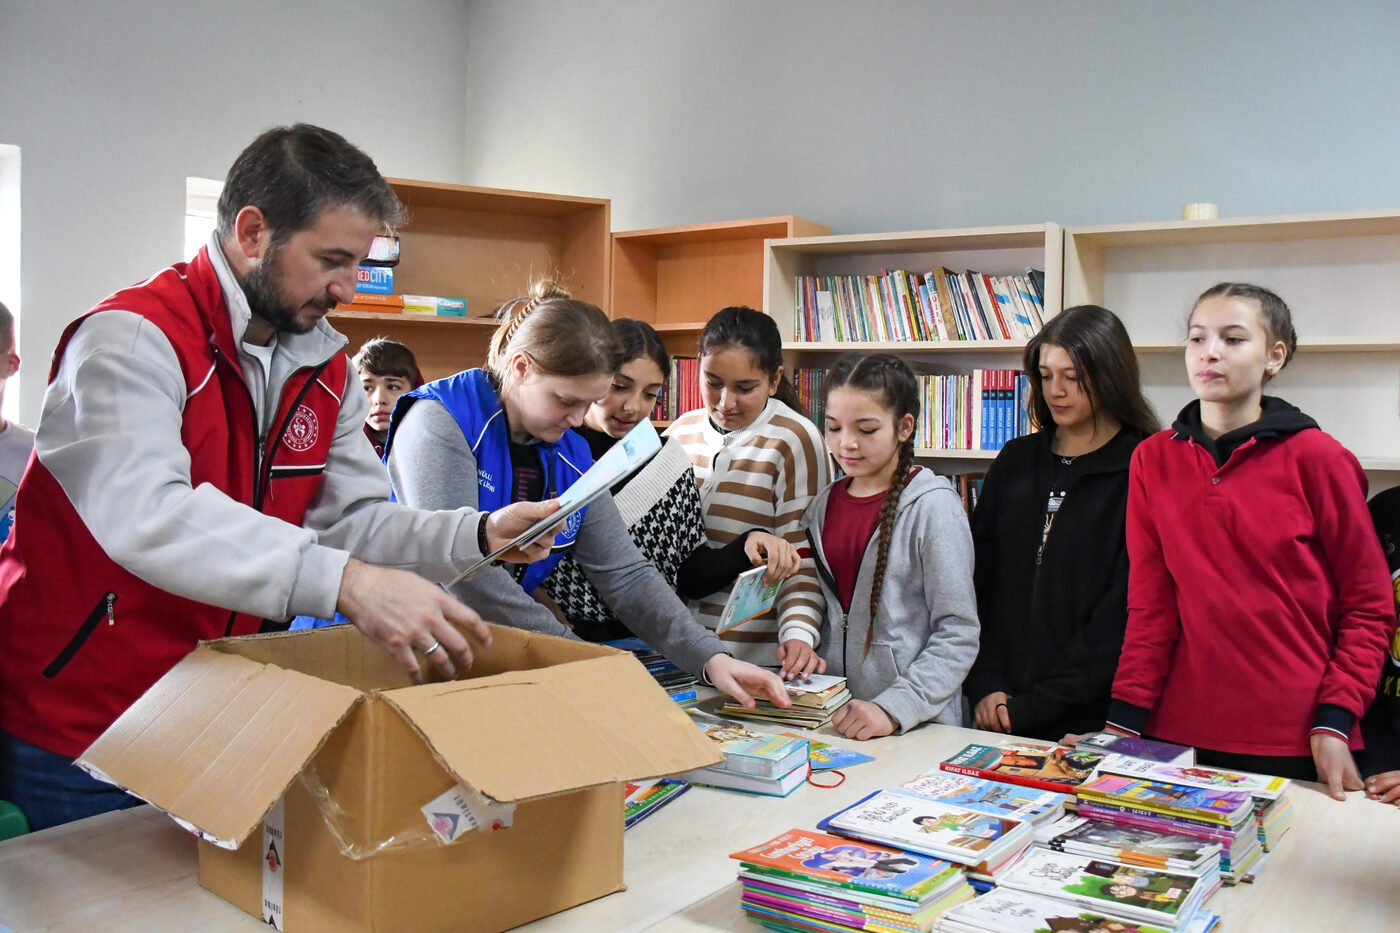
667, 398, 832, 666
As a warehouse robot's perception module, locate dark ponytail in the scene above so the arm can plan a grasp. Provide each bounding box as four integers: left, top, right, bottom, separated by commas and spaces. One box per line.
822, 353, 920, 652
698, 306, 804, 416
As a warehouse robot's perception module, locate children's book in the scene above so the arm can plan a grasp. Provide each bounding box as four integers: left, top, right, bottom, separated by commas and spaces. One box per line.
684, 759, 809, 797
718, 675, 851, 728
820, 789, 1033, 867
1094, 756, 1289, 801
1036, 814, 1222, 872
900, 771, 1068, 825
936, 885, 1219, 933
998, 846, 1210, 930
1076, 732, 1195, 765
1076, 775, 1255, 827
717, 565, 781, 633
940, 741, 1107, 793
622, 779, 689, 828
782, 733, 874, 771
685, 710, 809, 778
730, 828, 961, 904
451, 419, 662, 582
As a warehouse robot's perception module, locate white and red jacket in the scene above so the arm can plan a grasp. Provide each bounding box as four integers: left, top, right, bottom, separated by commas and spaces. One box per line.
0, 239, 486, 758
1109, 398, 1395, 757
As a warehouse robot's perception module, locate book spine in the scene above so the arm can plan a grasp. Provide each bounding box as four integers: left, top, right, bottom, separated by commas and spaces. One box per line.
1076, 802, 1237, 843
937, 762, 1077, 795
1077, 791, 1237, 826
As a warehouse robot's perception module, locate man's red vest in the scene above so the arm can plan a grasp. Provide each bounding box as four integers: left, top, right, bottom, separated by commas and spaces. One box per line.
0, 247, 349, 758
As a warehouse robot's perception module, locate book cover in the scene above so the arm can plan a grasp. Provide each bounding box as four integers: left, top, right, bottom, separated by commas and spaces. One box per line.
940, 741, 1106, 792
1077, 775, 1254, 826
900, 771, 1067, 823
1038, 815, 1222, 867
999, 847, 1207, 929
1077, 732, 1195, 765
1095, 756, 1289, 801
354, 264, 393, 294
823, 789, 1030, 864
937, 886, 1187, 933
622, 779, 689, 828
685, 711, 809, 778
783, 734, 875, 771
730, 828, 958, 902
716, 565, 780, 634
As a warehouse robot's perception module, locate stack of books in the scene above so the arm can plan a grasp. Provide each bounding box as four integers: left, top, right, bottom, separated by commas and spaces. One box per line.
1075, 732, 1195, 765
1074, 774, 1264, 883
623, 778, 689, 829
818, 789, 1035, 871
939, 740, 1107, 794
680, 711, 810, 796
719, 674, 851, 730
1036, 813, 1222, 877
936, 854, 1220, 933
1093, 756, 1294, 852
731, 828, 975, 933
605, 637, 699, 705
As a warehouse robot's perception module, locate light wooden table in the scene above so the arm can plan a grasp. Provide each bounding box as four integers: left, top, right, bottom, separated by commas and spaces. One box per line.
3, 721, 1398, 932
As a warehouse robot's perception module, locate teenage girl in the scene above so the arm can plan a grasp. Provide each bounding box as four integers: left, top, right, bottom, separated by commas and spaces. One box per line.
1107, 283, 1393, 798
537, 317, 798, 641
803, 353, 979, 739
668, 307, 832, 678
383, 282, 787, 707
964, 305, 1159, 742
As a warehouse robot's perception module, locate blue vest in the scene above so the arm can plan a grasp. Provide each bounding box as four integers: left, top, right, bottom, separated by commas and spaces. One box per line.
388, 368, 593, 593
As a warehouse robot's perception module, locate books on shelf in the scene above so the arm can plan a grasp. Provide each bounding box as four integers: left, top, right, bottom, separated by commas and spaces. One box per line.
995, 846, 1215, 931
917, 369, 1030, 451
794, 268, 1046, 343
355, 264, 394, 295
623, 778, 689, 829
820, 789, 1035, 869
1076, 732, 1195, 765
939, 741, 1107, 793
651, 356, 701, 422
684, 710, 810, 778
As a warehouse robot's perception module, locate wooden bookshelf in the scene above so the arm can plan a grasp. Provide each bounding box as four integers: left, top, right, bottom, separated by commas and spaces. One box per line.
329, 178, 610, 381
611, 216, 828, 357
1065, 209, 1400, 490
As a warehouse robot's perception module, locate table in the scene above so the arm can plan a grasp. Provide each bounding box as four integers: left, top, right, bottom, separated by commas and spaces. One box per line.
3, 720, 1398, 932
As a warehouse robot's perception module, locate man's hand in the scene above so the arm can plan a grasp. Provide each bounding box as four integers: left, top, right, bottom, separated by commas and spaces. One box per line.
704, 655, 791, 709
337, 558, 491, 683
1311, 731, 1364, 801
831, 699, 896, 741
973, 691, 1013, 732
483, 500, 565, 563
1365, 769, 1400, 805
777, 638, 826, 680
744, 532, 801, 585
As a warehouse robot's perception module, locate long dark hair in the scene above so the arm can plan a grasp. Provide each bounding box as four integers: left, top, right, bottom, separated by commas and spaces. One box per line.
1024, 305, 1159, 437
698, 306, 804, 415
612, 318, 669, 375
1190, 282, 1297, 384
822, 353, 919, 653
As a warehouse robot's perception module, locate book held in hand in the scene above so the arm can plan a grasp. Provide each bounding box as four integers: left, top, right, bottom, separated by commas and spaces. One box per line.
716, 565, 781, 633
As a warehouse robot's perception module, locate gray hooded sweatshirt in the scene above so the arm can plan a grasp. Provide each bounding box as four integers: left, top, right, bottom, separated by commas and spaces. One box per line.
803, 468, 980, 732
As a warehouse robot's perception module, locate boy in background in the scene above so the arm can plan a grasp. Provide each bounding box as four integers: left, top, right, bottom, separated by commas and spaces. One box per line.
354, 336, 422, 458
0, 301, 33, 542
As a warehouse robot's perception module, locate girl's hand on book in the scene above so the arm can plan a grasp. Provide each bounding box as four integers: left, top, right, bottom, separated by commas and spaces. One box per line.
832, 699, 896, 741
1311, 732, 1364, 801
705, 654, 789, 709
744, 532, 800, 584
1364, 770, 1400, 805
973, 692, 1013, 732
777, 638, 826, 680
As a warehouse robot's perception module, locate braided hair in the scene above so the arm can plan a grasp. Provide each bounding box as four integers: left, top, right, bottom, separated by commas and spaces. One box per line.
822, 353, 920, 654
485, 278, 622, 382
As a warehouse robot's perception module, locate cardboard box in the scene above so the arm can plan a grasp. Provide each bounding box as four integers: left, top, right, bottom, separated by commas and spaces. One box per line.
78, 624, 721, 932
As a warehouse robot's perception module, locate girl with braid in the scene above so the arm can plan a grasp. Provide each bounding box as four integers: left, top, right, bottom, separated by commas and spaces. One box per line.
802, 353, 979, 740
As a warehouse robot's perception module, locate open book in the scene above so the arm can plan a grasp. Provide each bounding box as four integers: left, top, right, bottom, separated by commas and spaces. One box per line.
449, 419, 662, 584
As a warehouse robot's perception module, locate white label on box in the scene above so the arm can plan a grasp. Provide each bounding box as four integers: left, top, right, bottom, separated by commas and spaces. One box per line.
261, 796, 286, 929
421, 784, 515, 844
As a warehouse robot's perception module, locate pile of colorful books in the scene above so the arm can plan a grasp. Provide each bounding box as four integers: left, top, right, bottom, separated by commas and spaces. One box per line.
605, 637, 699, 705
623, 778, 689, 829
681, 711, 810, 796
731, 828, 975, 933
719, 673, 851, 729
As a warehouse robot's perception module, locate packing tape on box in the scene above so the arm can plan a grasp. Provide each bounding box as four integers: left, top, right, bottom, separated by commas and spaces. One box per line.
296, 763, 515, 861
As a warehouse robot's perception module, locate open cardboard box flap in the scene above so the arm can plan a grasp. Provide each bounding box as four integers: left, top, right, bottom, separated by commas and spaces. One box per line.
382, 650, 722, 803
77, 644, 361, 847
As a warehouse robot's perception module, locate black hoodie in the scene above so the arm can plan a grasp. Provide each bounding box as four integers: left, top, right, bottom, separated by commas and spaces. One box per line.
964, 424, 1149, 740
1170, 395, 1318, 466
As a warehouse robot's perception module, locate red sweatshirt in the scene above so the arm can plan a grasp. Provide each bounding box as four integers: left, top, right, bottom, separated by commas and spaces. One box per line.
1109, 398, 1395, 757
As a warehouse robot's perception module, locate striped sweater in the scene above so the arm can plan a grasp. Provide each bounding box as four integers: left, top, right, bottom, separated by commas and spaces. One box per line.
668, 398, 832, 666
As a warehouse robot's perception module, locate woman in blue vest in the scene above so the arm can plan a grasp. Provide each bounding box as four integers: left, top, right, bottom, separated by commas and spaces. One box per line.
384, 280, 787, 707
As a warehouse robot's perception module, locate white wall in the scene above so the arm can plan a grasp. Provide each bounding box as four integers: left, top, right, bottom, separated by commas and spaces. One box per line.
0, 0, 473, 426
460, 0, 1400, 232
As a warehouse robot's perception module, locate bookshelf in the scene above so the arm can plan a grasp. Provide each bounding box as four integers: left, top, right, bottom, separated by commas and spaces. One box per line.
611, 216, 828, 357
1064, 209, 1400, 491
328, 178, 610, 381
764, 224, 1064, 473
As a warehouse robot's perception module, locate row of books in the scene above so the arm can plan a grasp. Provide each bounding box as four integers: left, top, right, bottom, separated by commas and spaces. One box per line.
917, 370, 1030, 452
793, 268, 1047, 343
339, 289, 469, 317
650, 356, 702, 422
